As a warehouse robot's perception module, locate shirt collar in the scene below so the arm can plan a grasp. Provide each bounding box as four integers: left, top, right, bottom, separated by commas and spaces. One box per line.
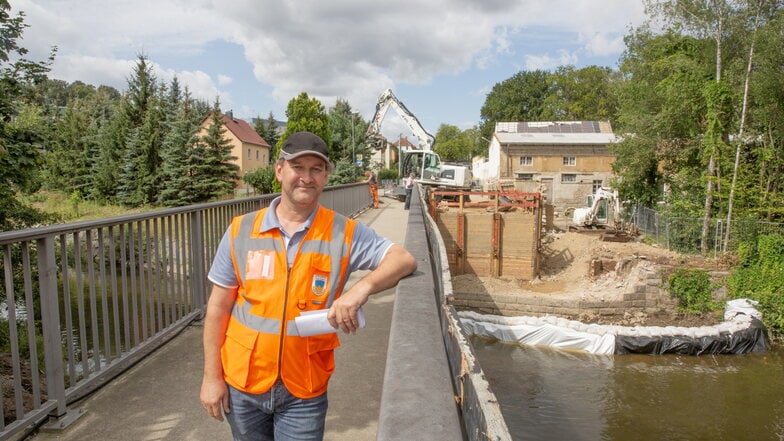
260, 196, 320, 234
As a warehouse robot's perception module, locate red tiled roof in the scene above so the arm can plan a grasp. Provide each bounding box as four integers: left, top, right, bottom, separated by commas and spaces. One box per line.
219, 114, 270, 147
393, 137, 417, 148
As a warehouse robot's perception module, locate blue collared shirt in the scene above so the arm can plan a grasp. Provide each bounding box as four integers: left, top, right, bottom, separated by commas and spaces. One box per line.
208, 197, 393, 289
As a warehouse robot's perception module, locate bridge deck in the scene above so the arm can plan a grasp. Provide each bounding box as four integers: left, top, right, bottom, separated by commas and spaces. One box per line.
31, 193, 408, 441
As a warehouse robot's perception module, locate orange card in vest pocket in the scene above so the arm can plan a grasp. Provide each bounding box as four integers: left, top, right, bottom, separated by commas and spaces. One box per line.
246, 250, 275, 280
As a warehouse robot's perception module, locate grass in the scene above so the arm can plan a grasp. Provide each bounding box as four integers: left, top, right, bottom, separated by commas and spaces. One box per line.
23, 191, 153, 223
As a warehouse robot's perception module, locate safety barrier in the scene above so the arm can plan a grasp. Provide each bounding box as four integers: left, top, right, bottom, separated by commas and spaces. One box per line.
378, 186, 511, 440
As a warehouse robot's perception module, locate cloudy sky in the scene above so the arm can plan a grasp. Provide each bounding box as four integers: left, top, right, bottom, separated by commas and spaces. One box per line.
12, 0, 647, 140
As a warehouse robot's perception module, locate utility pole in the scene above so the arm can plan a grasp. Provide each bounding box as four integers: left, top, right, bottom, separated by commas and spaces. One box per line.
351, 114, 355, 166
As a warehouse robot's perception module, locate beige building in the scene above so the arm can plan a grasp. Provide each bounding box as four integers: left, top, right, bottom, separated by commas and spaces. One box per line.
473, 121, 617, 211
198, 111, 271, 191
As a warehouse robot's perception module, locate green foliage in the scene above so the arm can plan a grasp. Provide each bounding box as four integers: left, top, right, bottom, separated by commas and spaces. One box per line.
541, 65, 619, 121
267, 92, 332, 194
434, 124, 472, 162
378, 168, 399, 180
68, 191, 81, 216
479, 70, 549, 139
0, 1, 53, 230
196, 99, 239, 200
727, 234, 784, 334
44, 101, 95, 196
254, 111, 280, 148
243, 166, 277, 194
327, 159, 360, 185
0, 319, 45, 374
478, 66, 620, 143
276, 92, 330, 161
667, 268, 719, 313
92, 101, 129, 203
612, 28, 715, 207
157, 102, 202, 206
327, 99, 368, 167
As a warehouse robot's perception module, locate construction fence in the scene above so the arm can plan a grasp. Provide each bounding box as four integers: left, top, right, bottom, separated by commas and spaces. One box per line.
631, 205, 784, 257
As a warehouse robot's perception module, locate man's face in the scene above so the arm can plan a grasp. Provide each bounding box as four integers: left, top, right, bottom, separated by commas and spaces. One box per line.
276, 155, 329, 207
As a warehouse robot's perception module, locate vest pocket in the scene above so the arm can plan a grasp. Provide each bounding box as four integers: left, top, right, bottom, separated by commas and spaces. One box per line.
222, 324, 260, 389
307, 334, 340, 385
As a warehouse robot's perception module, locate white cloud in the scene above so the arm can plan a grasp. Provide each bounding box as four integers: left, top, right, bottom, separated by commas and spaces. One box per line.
155, 66, 222, 104
51, 55, 136, 90
12, 0, 648, 123
217, 74, 233, 86
524, 50, 579, 71
580, 32, 628, 57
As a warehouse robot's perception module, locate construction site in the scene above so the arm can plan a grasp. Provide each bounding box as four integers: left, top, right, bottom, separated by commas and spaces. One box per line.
422, 187, 723, 328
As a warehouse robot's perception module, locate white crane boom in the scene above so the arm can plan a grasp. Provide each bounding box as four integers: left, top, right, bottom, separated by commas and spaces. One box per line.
366, 88, 435, 151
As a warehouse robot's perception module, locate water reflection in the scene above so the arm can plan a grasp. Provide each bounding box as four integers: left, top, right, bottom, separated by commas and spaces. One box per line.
471, 336, 784, 441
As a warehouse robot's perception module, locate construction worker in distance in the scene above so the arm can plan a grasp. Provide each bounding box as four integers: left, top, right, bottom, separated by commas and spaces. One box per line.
365, 169, 379, 209
200, 131, 417, 440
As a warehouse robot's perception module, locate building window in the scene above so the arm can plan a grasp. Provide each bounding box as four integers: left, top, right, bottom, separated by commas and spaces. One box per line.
561, 174, 577, 183
592, 180, 603, 193
519, 156, 532, 166
516, 173, 534, 181
247, 148, 251, 160
563, 156, 576, 166
256, 150, 260, 160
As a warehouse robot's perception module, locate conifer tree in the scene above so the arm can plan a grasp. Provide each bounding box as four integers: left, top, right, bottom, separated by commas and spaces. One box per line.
253, 111, 280, 148
196, 99, 238, 201
115, 55, 162, 206
158, 96, 202, 206
116, 126, 144, 206
135, 92, 167, 204
93, 102, 129, 203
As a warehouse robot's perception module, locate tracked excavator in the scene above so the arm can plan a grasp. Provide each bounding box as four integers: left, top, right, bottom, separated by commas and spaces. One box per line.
569, 187, 634, 241
366, 89, 471, 199
571, 187, 621, 228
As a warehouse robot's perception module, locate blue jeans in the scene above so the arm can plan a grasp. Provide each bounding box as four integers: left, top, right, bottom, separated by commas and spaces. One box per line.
404, 188, 413, 209
226, 382, 328, 441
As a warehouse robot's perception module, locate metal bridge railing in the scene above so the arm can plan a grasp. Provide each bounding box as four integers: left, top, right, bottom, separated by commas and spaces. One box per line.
0, 183, 371, 441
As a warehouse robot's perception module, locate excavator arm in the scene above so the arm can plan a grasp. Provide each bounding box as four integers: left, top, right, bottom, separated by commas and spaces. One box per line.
572, 188, 620, 227
365, 89, 435, 151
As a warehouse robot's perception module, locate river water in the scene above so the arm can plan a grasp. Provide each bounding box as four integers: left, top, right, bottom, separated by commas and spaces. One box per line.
471, 336, 784, 441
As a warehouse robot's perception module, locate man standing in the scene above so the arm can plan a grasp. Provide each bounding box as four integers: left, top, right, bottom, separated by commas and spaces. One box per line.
365, 169, 379, 209
200, 131, 416, 440
403, 172, 415, 210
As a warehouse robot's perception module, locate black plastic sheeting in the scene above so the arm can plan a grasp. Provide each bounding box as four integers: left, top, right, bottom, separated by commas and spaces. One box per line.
615, 318, 769, 355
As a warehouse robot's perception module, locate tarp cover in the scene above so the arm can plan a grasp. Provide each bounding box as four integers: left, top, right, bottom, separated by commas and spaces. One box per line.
459, 298, 769, 355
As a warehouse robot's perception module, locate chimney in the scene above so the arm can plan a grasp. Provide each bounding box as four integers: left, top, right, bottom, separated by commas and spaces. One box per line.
226, 109, 234, 121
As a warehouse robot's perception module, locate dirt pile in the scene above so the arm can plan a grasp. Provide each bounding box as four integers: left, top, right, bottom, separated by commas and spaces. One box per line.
452, 230, 724, 327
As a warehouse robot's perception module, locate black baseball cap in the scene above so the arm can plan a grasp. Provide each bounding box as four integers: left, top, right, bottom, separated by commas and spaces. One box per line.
280, 131, 333, 171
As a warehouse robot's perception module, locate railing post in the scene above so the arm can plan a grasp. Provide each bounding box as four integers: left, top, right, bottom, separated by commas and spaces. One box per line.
38, 236, 84, 428
190, 210, 207, 316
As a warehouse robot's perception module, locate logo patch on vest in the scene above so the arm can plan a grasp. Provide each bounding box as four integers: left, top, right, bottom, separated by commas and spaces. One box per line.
312, 274, 328, 296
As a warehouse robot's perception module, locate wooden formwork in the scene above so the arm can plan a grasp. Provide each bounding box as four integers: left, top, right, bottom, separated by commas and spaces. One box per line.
430, 190, 542, 280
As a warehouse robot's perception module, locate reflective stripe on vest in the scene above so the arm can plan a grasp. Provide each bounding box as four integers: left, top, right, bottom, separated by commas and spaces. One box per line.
232, 208, 351, 320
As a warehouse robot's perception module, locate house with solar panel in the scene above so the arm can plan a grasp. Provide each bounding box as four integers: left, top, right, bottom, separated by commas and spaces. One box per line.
473, 121, 618, 217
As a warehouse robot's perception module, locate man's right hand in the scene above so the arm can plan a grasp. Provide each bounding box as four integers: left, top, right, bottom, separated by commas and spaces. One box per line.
200, 378, 230, 421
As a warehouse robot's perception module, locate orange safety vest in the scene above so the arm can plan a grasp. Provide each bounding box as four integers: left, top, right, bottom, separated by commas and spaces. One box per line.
221, 205, 356, 398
